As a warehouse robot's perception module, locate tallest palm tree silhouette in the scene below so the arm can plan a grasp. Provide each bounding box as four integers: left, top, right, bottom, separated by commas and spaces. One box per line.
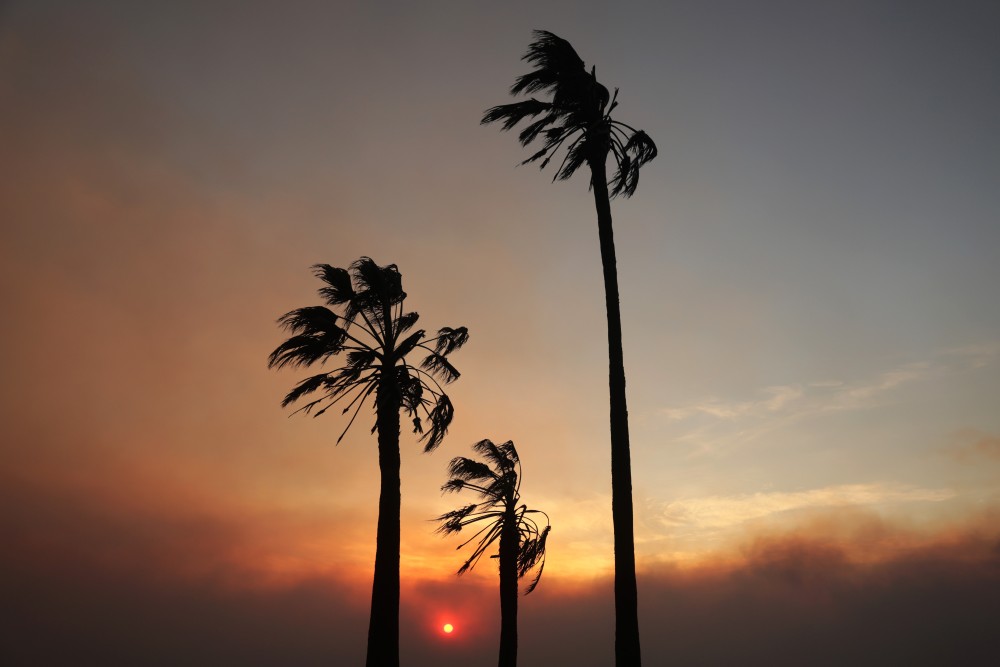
483, 30, 656, 666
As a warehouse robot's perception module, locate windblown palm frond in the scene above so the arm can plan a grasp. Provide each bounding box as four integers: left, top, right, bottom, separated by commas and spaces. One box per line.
482, 29, 657, 198
268, 257, 468, 447
435, 439, 550, 593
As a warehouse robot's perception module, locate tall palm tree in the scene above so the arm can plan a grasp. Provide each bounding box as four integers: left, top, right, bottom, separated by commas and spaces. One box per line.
268, 257, 469, 667
482, 30, 656, 666
436, 439, 550, 667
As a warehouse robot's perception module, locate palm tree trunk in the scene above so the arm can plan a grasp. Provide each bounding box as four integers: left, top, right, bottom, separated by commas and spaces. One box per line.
589, 158, 642, 666
366, 379, 401, 667
498, 507, 519, 667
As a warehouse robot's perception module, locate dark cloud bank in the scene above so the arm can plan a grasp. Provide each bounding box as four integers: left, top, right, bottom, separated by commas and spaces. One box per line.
3, 503, 998, 666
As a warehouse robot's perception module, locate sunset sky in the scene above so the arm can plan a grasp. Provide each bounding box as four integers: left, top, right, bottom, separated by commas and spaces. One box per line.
2, 1, 999, 664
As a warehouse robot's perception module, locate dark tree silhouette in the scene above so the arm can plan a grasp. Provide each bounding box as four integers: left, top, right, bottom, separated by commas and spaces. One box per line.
482, 30, 656, 666
436, 439, 550, 667
268, 257, 469, 667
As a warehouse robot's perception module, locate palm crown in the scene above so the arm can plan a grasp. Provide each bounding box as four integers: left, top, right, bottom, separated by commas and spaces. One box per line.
482, 30, 657, 197
436, 439, 551, 593
267, 257, 469, 450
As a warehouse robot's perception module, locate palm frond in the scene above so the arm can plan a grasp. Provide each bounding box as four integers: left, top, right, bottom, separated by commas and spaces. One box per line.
511, 30, 585, 96
609, 129, 658, 198
456, 522, 504, 575
556, 134, 589, 181
517, 113, 560, 146
471, 438, 518, 473
394, 330, 426, 360
420, 393, 454, 452
433, 326, 470, 355
434, 503, 478, 534
312, 264, 355, 306
280, 372, 331, 408
445, 457, 497, 487
421, 351, 460, 384
267, 333, 343, 370
345, 348, 379, 371
398, 372, 426, 426
275, 306, 342, 336
395, 311, 420, 337
481, 99, 551, 130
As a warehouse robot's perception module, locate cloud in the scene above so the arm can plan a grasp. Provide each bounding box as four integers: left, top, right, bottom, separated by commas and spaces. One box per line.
655, 345, 1000, 458
663, 342, 1000, 429
648, 483, 954, 532
945, 341, 1000, 369
4, 504, 998, 666
950, 429, 1000, 462
632, 484, 959, 566
660, 361, 932, 424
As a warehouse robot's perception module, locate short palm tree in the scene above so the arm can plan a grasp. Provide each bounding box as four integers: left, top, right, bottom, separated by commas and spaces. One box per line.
268, 257, 469, 667
436, 439, 550, 667
482, 31, 656, 666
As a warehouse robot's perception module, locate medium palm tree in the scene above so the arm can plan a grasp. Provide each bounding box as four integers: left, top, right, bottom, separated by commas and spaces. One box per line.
482, 30, 656, 666
436, 439, 550, 667
268, 257, 469, 667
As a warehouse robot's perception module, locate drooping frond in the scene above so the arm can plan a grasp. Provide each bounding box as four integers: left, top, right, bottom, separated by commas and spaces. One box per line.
433, 326, 470, 355
398, 371, 425, 429
421, 351, 460, 384
420, 393, 454, 452
609, 129, 658, 198
521, 523, 551, 594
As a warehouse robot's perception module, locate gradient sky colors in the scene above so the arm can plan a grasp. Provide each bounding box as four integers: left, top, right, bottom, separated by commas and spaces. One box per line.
2, 1, 999, 664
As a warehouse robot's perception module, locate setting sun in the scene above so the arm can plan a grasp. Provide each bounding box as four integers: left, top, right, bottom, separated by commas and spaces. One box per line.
442, 623, 454, 634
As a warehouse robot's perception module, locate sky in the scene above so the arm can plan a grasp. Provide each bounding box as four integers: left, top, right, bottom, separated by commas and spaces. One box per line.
2, 0, 999, 664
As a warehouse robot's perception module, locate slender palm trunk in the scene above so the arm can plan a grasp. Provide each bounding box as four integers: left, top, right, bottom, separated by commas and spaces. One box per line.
498, 505, 519, 667
366, 378, 401, 667
589, 158, 642, 666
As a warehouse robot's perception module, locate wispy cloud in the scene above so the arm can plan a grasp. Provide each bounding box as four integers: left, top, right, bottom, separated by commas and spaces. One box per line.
641, 483, 955, 534
950, 429, 1000, 462
944, 341, 1000, 369
660, 361, 933, 423
656, 343, 1000, 457
660, 384, 805, 421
